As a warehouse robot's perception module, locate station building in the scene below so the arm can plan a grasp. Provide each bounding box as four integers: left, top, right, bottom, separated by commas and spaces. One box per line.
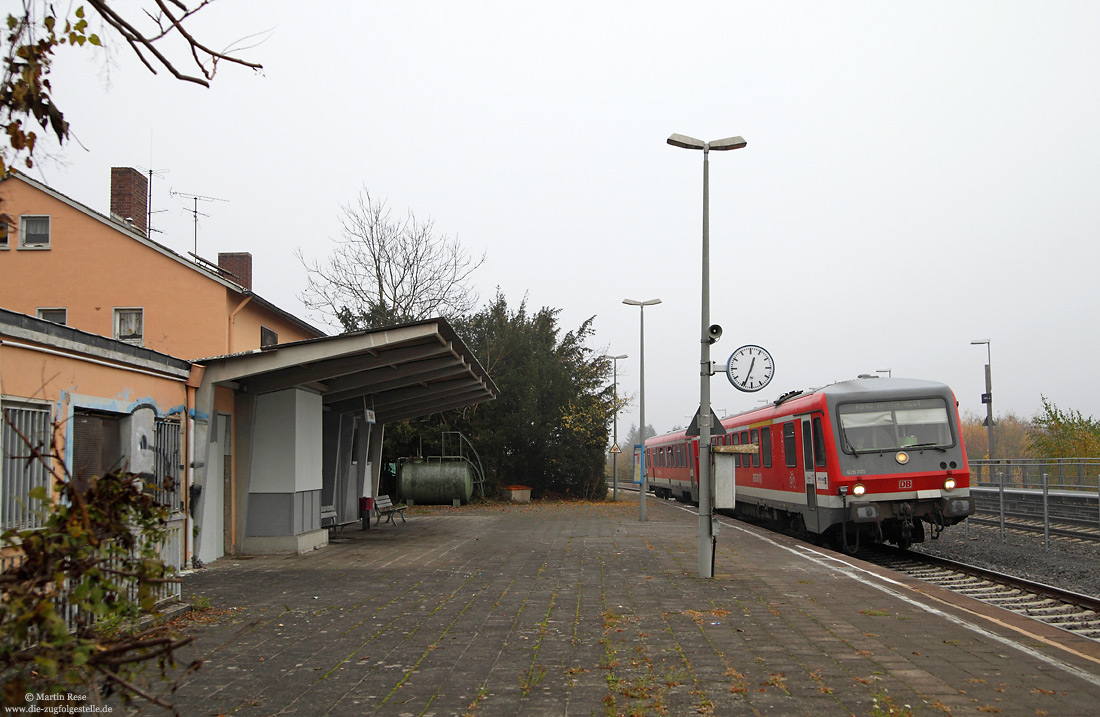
0, 168, 497, 569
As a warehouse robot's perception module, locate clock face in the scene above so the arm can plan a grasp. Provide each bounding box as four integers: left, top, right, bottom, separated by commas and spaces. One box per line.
726, 345, 774, 393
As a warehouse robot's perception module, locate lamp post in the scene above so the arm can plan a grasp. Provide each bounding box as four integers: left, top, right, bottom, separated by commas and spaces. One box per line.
668, 132, 746, 579
623, 298, 661, 521
971, 339, 994, 459
602, 353, 627, 501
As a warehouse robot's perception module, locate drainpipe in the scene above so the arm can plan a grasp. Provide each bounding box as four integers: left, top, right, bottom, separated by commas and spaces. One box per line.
227, 296, 252, 354
184, 364, 206, 567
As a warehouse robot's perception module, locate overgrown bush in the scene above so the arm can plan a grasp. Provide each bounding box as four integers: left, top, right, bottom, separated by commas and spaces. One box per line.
1, 429, 194, 711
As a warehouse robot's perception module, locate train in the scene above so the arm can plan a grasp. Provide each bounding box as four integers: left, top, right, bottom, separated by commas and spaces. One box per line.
643, 377, 975, 549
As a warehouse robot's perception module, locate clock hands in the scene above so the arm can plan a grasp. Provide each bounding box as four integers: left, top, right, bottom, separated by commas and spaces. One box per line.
745, 356, 756, 386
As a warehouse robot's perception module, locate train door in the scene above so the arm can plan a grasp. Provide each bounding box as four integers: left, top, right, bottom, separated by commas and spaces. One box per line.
800, 418, 817, 515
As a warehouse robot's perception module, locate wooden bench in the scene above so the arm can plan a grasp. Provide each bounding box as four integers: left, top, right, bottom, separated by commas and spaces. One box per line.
320, 505, 358, 539
375, 495, 407, 525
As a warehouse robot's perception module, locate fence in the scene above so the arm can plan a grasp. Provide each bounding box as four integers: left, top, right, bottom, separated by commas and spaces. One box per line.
970, 458, 1100, 491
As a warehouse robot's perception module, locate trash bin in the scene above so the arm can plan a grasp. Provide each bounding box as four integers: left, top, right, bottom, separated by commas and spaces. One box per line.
359, 496, 373, 530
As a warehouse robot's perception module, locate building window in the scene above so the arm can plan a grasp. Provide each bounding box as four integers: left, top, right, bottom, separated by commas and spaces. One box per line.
0, 221, 9, 248
36, 308, 67, 325
114, 308, 144, 345
2, 402, 53, 530
20, 215, 50, 248
260, 325, 278, 348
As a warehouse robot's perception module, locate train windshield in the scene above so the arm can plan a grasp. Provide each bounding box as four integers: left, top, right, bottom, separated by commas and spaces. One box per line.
837, 397, 954, 454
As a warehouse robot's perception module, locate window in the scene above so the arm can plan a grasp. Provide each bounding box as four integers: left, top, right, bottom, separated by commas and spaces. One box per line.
20, 215, 50, 248
732, 431, 741, 467
36, 308, 67, 325
837, 397, 955, 453
750, 429, 760, 468
260, 325, 278, 348
0, 221, 8, 248
114, 308, 143, 345
761, 426, 772, 468
2, 402, 53, 530
783, 422, 797, 467
812, 416, 827, 467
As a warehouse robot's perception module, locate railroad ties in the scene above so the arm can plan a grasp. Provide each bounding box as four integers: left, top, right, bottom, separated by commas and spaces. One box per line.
869, 548, 1100, 640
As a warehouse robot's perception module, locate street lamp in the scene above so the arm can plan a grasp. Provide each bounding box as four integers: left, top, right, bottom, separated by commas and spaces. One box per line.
877, 369, 892, 378
667, 132, 746, 578
623, 298, 661, 522
971, 339, 994, 460
602, 353, 627, 501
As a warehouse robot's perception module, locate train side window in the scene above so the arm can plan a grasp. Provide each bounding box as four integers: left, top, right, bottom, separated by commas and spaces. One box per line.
731, 432, 741, 467
761, 426, 772, 468
812, 416, 827, 467
750, 429, 760, 467
784, 422, 797, 467
802, 422, 814, 467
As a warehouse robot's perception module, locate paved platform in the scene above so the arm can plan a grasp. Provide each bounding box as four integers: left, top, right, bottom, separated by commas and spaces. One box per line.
157, 496, 1100, 715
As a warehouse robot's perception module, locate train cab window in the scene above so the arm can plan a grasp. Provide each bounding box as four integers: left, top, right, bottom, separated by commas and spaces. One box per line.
761, 426, 772, 468
731, 432, 741, 467
750, 429, 760, 467
783, 422, 797, 467
812, 416, 827, 467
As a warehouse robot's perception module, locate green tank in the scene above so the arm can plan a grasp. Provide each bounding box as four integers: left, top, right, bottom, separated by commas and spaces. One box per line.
398, 459, 474, 505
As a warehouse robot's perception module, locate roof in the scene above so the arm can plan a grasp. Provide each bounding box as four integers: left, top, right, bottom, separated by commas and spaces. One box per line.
1, 170, 324, 339
195, 318, 498, 423
0, 307, 192, 378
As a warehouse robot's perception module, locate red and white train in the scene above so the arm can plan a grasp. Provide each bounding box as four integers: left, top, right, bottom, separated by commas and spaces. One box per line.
643, 377, 975, 549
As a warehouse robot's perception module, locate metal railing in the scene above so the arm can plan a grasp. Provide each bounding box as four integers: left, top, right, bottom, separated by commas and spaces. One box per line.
970, 458, 1100, 491
969, 465, 1100, 550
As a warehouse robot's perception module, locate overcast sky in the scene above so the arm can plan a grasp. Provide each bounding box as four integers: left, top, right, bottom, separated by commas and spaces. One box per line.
26, 1, 1100, 435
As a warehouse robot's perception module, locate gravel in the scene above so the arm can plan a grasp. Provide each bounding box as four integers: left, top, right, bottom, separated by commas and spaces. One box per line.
910, 520, 1100, 598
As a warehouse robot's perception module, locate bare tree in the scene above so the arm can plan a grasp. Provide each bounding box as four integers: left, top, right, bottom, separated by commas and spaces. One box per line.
1, 0, 263, 175
299, 190, 485, 331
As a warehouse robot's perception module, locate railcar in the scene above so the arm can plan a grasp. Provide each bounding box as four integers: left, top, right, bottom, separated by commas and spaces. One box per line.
643, 377, 975, 549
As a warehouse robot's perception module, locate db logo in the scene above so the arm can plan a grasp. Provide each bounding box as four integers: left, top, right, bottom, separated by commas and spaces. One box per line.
898, 479, 913, 490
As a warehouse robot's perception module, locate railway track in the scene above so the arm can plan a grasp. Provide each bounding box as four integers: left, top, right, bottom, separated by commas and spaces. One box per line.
864, 546, 1100, 641
967, 514, 1100, 543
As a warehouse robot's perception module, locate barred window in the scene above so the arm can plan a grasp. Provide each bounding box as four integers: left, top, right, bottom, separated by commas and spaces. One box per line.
2, 403, 53, 530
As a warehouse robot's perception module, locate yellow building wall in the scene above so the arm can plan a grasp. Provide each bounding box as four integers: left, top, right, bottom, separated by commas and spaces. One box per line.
0, 177, 322, 361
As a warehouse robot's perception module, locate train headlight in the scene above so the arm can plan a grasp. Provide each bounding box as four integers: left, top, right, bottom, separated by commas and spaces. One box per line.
943, 477, 957, 491
852, 483, 866, 497
895, 451, 910, 465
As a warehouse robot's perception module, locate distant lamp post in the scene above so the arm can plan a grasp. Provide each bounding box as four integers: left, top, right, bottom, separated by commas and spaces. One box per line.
623, 298, 661, 522
971, 339, 994, 459
877, 369, 892, 378
602, 353, 628, 501
667, 131, 746, 579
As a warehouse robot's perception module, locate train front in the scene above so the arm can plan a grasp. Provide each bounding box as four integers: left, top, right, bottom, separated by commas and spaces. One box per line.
824, 378, 975, 548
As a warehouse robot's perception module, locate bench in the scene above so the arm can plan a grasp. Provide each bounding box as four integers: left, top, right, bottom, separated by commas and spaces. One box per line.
320, 505, 358, 539
375, 495, 407, 525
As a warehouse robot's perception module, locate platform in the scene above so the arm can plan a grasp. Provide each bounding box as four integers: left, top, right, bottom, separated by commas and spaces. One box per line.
159, 495, 1100, 715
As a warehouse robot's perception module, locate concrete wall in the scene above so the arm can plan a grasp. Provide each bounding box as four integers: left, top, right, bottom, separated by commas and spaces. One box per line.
245, 388, 323, 546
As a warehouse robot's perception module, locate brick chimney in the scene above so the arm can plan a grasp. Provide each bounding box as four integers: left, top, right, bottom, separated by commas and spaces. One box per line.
110, 167, 148, 235
218, 252, 253, 290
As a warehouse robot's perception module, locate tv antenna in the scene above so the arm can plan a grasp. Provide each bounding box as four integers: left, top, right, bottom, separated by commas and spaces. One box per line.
170, 189, 228, 255
137, 165, 169, 235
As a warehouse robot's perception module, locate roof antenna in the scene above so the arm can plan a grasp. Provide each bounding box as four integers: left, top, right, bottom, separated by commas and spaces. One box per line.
136, 165, 169, 235
170, 189, 228, 255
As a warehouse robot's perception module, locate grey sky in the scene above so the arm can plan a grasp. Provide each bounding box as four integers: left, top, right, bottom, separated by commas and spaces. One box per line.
26, 1, 1100, 435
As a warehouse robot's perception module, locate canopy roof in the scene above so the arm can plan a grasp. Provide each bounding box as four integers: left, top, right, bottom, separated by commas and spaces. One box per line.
197, 318, 497, 422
